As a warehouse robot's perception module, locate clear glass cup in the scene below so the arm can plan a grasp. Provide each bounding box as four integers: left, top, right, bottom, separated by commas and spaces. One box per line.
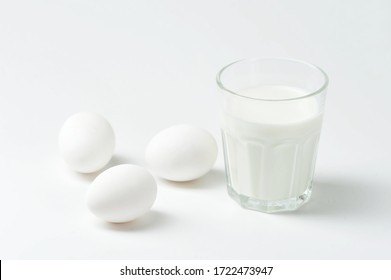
216, 58, 328, 213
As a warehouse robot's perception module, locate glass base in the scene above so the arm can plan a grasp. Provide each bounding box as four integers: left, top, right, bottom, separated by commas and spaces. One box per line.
227, 184, 312, 213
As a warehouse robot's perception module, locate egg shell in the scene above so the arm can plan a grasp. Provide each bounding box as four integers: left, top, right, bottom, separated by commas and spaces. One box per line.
86, 164, 157, 223
59, 112, 115, 173
146, 124, 218, 181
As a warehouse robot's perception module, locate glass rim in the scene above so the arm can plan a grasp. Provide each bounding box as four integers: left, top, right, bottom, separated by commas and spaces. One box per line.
216, 57, 329, 102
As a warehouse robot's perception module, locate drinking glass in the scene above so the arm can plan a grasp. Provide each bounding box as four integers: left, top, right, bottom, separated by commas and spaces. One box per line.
216, 58, 328, 213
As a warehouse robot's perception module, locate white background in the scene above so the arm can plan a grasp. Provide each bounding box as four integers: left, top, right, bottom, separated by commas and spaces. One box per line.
0, 0, 390, 259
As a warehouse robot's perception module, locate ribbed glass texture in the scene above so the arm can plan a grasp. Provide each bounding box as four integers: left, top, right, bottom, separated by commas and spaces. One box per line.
217, 58, 328, 213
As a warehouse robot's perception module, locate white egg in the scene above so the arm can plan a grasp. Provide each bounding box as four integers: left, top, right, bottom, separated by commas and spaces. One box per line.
146, 124, 218, 181
86, 164, 157, 223
59, 112, 115, 173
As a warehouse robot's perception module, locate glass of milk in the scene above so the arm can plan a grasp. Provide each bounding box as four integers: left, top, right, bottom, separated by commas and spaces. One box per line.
217, 58, 328, 213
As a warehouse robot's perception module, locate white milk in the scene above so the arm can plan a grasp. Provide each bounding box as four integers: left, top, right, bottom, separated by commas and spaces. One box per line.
221, 86, 323, 201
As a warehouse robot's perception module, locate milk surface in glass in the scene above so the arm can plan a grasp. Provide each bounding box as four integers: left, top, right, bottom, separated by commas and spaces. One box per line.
221, 85, 323, 209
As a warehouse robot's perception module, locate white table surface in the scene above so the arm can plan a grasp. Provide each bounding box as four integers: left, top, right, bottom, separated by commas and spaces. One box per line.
1, 0, 390, 259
